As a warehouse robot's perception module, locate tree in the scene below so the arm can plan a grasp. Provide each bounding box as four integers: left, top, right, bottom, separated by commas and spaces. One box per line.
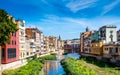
0, 9, 17, 66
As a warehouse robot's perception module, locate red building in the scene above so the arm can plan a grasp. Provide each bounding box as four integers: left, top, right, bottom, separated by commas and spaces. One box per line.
1, 31, 19, 64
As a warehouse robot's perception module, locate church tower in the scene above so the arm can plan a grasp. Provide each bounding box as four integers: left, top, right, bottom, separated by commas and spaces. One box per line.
86, 26, 89, 32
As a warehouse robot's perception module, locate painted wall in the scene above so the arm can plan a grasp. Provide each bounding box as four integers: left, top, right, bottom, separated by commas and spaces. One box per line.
106, 28, 117, 43
2, 31, 19, 64
90, 42, 103, 55
16, 20, 26, 59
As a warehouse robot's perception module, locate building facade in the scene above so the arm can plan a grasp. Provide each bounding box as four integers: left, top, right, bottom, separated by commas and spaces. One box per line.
90, 41, 103, 55
83, 31, 91, 53
16, 20, 26, 59
25, 28, 42, 57
71, 39, 80, 53
117, 30, 120, 42
45, 37, 50, 53
25, 35, 31, 58
103, 43, 120, 63
80, 33, 84, 53
64, 39, 80, 53
2, 18, 19, 64
80, 25, 120, 65
80, 27, 93, 54
99, 25, 117, 44
40, 33, 46, 54
90, 31, 103, 55
48, 36, 57, 52
64, 40, 73, 53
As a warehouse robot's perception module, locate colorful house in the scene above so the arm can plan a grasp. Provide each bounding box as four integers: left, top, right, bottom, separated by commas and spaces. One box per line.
16, 20, 26, 59
2, 18, 19, 64
90, 31, 103, 55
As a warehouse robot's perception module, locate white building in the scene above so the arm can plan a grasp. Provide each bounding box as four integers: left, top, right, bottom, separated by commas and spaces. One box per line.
40, 33, 45, 54
99, 25, 117, 44
16, 20, 26, 59
25, 36, 30, 58
117, 30, 120, 42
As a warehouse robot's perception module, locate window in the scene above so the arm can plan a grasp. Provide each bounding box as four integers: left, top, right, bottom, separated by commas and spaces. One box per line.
20, 37, 24, 41
116, 48, 118, 53
23, 53, 25, 57
12, 33, 16, 37
105, 48, 106, 50
21, 31, 24, 35
44, 46, 46, 48
110, 30, 113, 33
26, 52, 29, 56
21, 45, 24, 48
8, 48, 16, 59
109, 47, 112, 53
12, 41, 16, 45
20, 23, 24, 27
106, 48, 107, 50
12, 40, 14, 45
15, 41, 16, 45
2, 48, 5, 60
107, 48, 108, 50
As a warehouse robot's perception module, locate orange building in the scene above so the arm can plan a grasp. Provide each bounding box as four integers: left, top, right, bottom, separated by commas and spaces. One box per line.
90, 41, 103, 55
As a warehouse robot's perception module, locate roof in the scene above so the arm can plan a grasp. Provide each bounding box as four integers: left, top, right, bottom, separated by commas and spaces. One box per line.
103, 42, 120, 46
26, 27, 42, 33
99, 25, 116, 29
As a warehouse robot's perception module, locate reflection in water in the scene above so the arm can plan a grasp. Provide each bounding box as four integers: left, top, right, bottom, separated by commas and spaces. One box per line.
43, 53, 80, 75
43, 60, 65, 75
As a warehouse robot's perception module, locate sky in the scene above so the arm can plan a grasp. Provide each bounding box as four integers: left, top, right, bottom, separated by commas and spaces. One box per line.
0, 0, 120, 40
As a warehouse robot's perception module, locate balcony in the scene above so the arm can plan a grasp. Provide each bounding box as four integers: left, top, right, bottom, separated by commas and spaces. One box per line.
110, 52, 119, 56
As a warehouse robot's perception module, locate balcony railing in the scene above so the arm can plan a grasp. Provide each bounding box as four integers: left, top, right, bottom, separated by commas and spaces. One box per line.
110, 52, 119, 56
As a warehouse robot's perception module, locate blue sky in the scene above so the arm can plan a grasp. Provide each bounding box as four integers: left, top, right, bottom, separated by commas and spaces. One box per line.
0, 0, 120, 40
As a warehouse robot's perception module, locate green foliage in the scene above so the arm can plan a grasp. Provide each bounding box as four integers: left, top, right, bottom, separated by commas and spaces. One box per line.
2, 54, 56, 75
63, 50, 69, 55
0, 9, 17, 45
80, 56, 116, 67
32, 54, 37, 60
39, 54, 57, 60
61, 57, 97, 75
50, 53, 56, 55
80, 56, 120, 75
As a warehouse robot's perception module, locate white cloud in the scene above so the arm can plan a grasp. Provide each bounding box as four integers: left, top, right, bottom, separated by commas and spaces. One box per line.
102, 0, 120, 15
66, 0, 98, 13
26, 15, 120, 39
38, 15, 120, 30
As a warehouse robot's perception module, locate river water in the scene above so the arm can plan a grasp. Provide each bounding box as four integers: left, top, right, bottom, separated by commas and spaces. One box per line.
43, 53, 80, 75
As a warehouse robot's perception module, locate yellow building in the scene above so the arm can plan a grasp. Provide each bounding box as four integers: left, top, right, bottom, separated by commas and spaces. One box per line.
103, 44, 120, 58
84, 32, 90, 38
48, 36, 57, 52
45, 37, 50, 53
83, 31, 91, 53
61, 40, 64, 50
90, 41, 103, 55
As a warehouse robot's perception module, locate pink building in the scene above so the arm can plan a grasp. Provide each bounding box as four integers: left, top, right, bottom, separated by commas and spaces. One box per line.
2, 31, 19, 64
